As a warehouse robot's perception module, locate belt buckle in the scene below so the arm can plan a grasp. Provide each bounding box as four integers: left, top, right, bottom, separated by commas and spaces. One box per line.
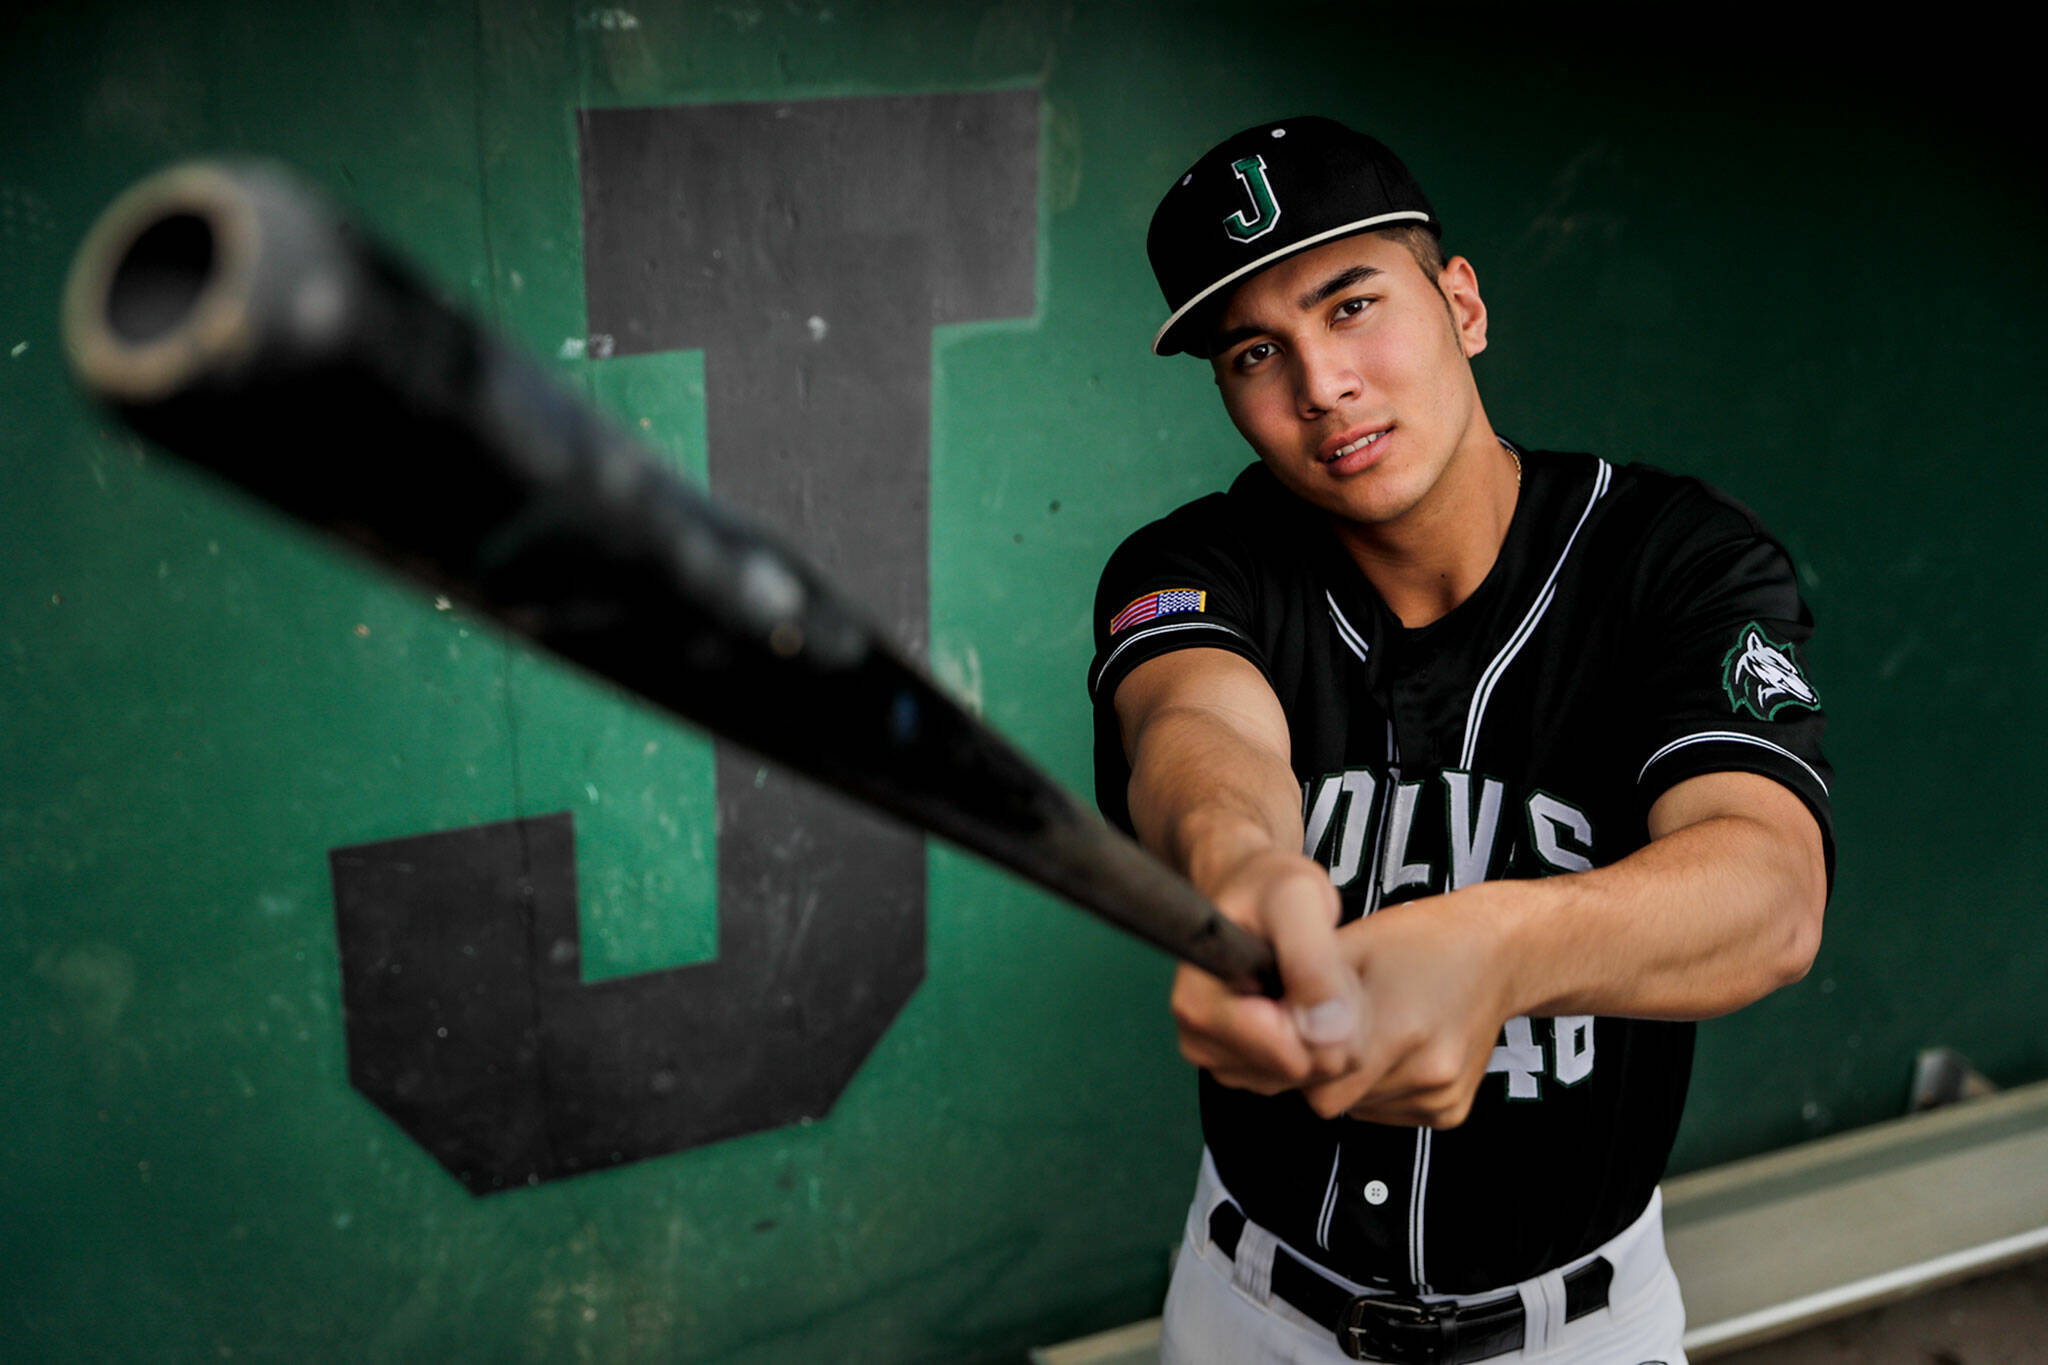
1338, 1294, 1453, 1364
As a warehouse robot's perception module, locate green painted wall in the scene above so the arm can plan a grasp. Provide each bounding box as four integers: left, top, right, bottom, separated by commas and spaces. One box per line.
2, 3, 2041, 1360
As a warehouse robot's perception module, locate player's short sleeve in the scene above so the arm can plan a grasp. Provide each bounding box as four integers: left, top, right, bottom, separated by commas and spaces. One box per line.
1086, 492, 1279, 833
1624, 482, 1835, 888
1086, 494, 1271, 707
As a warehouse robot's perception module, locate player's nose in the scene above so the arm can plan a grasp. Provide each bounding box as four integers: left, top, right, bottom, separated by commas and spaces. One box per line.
1294, 340, 1362, 418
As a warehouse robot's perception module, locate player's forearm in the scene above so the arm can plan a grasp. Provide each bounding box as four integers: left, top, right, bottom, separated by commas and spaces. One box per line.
1485, 787, 1826, 1021
1127, 701, 1305, 890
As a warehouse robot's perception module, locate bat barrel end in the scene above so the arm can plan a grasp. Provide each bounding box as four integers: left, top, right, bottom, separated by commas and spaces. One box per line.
63, 161, 334, 406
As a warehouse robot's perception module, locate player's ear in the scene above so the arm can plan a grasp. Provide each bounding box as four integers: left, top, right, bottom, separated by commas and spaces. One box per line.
1440, 256, 1488, 359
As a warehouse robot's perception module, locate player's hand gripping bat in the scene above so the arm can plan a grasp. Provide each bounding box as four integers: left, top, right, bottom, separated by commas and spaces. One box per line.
62, 160, 1282, 997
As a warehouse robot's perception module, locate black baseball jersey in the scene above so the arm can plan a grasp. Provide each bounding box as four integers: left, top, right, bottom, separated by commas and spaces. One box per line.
1089, 445, 1833, 1295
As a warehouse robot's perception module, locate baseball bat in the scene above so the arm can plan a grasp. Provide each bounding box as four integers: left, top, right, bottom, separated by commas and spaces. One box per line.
61, 160, 1282, 997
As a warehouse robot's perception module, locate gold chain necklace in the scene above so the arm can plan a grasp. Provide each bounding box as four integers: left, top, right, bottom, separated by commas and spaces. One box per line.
1508, 444, 1522, 487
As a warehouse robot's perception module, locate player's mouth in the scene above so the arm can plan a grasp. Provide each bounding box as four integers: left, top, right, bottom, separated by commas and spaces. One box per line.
1318, 424, 1392, 475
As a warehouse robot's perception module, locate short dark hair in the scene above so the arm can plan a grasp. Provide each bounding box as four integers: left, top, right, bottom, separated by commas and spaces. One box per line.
1375, 223, 1446, 283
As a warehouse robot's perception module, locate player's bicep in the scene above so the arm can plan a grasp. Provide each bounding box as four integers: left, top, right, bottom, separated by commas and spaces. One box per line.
1648, 770, 1828, 965
1648, 770, 1824, 861
1113, 647, 1292, 767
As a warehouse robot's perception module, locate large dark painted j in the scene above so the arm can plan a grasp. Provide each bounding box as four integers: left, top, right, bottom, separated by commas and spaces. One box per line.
61, 93, 1277, 1193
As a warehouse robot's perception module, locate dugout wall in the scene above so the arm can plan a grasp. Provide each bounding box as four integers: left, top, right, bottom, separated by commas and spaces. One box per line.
2, 4, 2041, 1360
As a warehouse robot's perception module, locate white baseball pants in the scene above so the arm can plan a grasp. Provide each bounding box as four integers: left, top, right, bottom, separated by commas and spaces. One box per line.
1160, 1151, 1688, 1365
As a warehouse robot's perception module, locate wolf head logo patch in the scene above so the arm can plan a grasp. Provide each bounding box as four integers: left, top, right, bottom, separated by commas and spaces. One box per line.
1722, 623, 1819, 720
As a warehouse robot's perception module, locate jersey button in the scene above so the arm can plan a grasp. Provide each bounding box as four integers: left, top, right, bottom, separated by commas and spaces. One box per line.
1363, 1180, 1389, 1206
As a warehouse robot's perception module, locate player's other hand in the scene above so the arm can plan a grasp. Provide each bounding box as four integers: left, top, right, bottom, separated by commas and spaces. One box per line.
1173, 847, 1362, 1094
1305, 889, 1518, 1127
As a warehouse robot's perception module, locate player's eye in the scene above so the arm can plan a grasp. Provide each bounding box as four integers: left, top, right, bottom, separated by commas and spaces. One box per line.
1333, 296, 1375, 321
1231, 341, 1277, 373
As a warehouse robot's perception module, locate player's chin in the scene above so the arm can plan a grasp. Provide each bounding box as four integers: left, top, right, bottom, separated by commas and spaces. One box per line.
1329, 486, 1428, 535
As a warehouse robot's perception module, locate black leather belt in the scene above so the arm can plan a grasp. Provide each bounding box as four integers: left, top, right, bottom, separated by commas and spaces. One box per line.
1207, 1202, 1613, 1364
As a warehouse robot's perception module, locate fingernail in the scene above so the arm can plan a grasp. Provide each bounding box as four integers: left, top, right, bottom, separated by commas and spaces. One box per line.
1294, 998, 1355, 1045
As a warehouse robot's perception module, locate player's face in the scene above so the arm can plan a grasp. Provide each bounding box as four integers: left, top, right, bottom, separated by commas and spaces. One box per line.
1208, 232, 1492, 531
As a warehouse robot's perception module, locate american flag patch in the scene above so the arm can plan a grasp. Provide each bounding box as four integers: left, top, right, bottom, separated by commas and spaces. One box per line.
1110, 589, 1207, 635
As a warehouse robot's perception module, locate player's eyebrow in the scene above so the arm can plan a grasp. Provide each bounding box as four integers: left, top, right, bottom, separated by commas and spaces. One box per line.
1207, 323, 1265, 357
1297, 264, 1381, 312
1208, 264, 1387, 358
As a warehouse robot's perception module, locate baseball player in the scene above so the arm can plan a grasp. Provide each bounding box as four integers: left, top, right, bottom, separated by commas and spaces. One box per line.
1089, 118, 1832, 1363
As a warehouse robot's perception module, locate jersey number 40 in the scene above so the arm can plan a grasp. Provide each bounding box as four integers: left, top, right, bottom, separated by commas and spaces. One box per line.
1487, 1015, 1594, 1100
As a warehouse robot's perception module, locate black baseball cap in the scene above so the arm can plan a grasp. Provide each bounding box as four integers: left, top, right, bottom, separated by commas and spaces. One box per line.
1146, 116, 1440, 357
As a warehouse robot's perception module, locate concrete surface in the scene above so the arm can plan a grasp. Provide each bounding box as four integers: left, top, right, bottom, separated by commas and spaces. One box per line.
1712, 1256, 2048, 1365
